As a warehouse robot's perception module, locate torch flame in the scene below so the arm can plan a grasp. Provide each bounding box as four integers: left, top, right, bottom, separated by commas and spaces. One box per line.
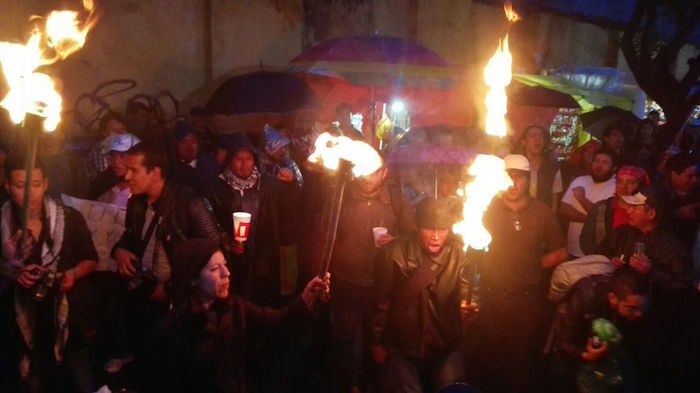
452, 155, 512, 251
504, 3, 521, 23
0, 2, 96, 131
308, 132, 383, 178
483, 36, 512, 138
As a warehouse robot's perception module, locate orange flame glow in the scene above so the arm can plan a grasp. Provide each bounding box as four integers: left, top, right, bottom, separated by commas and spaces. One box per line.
453, 155, 512, 251
483, 35, 512, 137
308, 132, 382, 178
0, 2, 96, 131
504, 3, 521, 23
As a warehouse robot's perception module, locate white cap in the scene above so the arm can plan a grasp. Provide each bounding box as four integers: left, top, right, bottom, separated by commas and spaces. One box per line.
503, 154, 530, 172
104, 133, 140, 153
620, 192, 647, 206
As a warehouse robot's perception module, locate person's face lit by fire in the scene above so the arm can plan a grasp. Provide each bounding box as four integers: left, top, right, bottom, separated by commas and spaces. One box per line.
177, 133, 199, 163
670, 166, 699, 194
124, 153, 161, 196
615, 173, 640, 197
230, 149, 255, 179
418, 227, 449, 255
504, 170, 529, 202
110, 151, 128, 178
608, 292, 647, 322
356, 167, 387, 195
104, 118, 127, 136
522, 127, 545, 156
197, 251, 230, 301
591, 153, 614, 183
604, 129, 624, 151
7, 169, 47, 213
625, 203, 655, 229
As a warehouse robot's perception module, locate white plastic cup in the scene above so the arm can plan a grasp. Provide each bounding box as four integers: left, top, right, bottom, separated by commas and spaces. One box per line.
232, 212, 252, 241
372, 227, 388, 248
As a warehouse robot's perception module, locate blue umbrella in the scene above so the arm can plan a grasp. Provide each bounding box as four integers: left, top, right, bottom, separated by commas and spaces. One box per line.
206, 71, 320, 115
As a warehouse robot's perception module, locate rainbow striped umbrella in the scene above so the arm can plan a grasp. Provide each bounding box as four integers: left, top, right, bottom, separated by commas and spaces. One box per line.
289, 35, 456, 89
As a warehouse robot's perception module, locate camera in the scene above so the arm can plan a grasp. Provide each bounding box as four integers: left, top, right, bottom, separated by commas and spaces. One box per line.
126, 269, 158, 294
30, 268, 63, 302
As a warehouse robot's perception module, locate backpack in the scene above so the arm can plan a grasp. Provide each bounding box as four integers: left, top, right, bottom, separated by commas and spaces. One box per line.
548, 254, 614, 302
543, 255, 613, 355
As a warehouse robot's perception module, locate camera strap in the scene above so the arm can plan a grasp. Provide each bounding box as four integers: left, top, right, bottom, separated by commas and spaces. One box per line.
135, 188, 175, 264
136, 211, 161, 263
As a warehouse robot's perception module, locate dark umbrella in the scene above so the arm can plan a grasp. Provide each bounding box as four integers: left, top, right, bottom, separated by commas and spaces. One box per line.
580, 105, 642, 139
206, 71, 319, 115
508, 83, 581, 108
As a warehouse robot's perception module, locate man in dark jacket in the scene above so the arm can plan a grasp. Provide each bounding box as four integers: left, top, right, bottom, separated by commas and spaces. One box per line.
106, 142, 221, 376
652, 153, 700, 249
553, 270, 649, 392
168, 121, 221, 196
370, 198, 477, 393
596, 188, 695, 391
316, 163, 413, 393
206, 133, 300, 304
468, 154, 567, 393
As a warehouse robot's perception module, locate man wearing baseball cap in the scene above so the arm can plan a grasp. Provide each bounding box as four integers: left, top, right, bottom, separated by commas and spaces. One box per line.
596, 188, 690, 291
467, 154, 567, 393
595, 187, 695, 390
88, 133, 141, 207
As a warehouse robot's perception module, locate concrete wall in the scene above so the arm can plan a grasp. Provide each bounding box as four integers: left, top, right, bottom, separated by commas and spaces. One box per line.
0, 0, 625, 134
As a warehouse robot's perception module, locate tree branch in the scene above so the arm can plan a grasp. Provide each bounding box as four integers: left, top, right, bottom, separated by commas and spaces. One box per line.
680, 54, 700, 92
622, 0, 647, 70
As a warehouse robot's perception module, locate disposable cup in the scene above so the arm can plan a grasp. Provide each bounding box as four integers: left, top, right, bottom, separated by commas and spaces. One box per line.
372, 227, 388, 248
233, 212, 252, 241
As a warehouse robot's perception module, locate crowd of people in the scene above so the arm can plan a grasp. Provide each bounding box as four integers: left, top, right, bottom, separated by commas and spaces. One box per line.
0, 102, 699, 393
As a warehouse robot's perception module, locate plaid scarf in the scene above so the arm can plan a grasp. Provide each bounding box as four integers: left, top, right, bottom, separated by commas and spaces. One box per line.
1, 198, 70, 368
219, 166, 260, 196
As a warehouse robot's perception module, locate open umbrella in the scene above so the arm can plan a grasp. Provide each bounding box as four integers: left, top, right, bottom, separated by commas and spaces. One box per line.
580, 105, 642, 139
386, 134, 477, 199
289, 36, 470, 139
508, 82, 581, 108
289, 35, 455, 89
205, 71, 320, 133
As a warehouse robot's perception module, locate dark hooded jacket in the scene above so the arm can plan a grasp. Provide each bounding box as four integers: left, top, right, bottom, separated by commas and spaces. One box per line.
206, 134, 300, 297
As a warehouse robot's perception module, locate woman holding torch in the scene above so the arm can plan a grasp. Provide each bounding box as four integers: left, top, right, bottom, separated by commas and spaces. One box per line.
150, 239, 329, 393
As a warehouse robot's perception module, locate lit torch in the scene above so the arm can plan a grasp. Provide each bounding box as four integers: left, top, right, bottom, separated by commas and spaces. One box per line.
308, 132, 382, 276
455, 3, 519, 303
0, 0, 96, 239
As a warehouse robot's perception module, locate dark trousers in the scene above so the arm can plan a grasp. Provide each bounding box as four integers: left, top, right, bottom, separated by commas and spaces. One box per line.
465, 289, 543, 393
330, 278, 374, 393
1, 280, 95, 393
382, 350, 465, 393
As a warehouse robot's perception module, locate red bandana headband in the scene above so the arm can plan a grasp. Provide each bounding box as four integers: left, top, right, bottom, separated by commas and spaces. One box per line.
617, 165, 651, 187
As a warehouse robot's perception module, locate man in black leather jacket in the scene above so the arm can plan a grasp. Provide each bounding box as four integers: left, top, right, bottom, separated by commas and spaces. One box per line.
103, 142, 222, 377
